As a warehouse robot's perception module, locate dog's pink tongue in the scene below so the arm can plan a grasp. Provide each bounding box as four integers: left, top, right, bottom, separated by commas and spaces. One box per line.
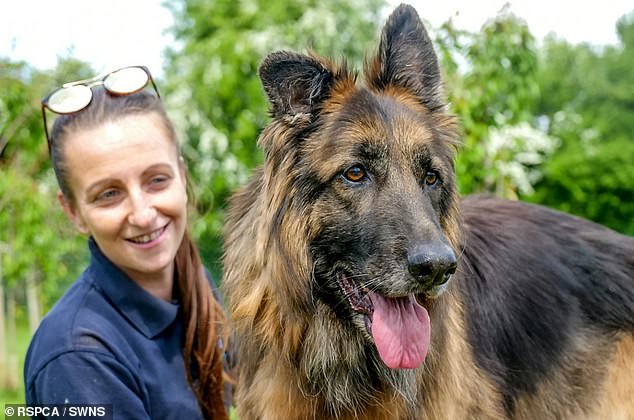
368, 292, 430, 369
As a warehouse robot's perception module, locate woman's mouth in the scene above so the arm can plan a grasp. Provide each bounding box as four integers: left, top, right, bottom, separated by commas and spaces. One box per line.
127, 224, 168, 245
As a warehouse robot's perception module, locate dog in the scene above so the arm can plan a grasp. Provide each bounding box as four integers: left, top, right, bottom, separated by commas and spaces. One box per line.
222, 4, 634, 419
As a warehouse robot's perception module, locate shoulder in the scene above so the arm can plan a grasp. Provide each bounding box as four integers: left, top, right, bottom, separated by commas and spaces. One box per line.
25, 350, 146, 414
25, 269, 139, 385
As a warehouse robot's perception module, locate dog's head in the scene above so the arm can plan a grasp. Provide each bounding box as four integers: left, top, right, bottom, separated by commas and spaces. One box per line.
258, 4, 460, 370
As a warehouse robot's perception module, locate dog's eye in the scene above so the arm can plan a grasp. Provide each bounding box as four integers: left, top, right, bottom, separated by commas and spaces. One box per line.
343, 164, 367, 183
424, 171, 440, 187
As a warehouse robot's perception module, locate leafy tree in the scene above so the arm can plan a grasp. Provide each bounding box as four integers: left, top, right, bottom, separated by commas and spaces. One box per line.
163, 0, 386, 274
0, 58, 92, 312
1, 60, 47, 173
529, 11, 634, 235
433, 7, 556, 198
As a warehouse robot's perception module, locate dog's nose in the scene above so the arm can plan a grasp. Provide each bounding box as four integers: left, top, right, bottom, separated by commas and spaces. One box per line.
407, 243, 457, 288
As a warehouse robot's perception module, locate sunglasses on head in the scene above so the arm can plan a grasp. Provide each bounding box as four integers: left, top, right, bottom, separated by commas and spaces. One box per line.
41, 65, 160, 153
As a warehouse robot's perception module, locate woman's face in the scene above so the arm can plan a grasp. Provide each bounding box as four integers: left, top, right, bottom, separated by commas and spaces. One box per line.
60, 112, 188, 285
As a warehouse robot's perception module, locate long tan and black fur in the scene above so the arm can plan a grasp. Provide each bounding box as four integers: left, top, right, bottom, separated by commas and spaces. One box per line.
222, 4, 634, 419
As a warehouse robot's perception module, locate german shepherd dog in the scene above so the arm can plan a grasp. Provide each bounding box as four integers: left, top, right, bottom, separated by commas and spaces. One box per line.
222, 4, 634, 419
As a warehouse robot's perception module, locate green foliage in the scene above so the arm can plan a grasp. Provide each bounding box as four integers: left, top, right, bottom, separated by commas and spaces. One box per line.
434, 7, 548, 198
529, 11, 634, 235
1, 60, 48, 174
163, 0, 386, 273
0, 58, 91, 310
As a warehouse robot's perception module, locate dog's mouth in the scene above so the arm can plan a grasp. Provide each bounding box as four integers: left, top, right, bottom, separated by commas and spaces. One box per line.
337, 273, 431, 370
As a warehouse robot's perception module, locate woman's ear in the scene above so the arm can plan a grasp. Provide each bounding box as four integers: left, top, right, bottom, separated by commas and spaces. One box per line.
57, 191, 89, 234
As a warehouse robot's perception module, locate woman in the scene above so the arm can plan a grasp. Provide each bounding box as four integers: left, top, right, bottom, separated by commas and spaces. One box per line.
25, 66, 229, 419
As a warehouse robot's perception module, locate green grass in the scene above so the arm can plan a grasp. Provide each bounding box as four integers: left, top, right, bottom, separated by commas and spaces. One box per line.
1, 320, 31, 404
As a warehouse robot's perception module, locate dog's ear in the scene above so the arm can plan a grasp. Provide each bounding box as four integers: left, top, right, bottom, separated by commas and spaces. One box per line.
367, 4, 445, 111
259, 51, 335, 123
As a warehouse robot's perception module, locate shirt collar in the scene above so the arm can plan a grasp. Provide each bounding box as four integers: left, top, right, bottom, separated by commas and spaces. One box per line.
87, 238, 179, 339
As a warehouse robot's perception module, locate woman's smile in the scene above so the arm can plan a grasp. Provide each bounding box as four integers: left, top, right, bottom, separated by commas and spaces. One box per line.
127, 223, 169, 247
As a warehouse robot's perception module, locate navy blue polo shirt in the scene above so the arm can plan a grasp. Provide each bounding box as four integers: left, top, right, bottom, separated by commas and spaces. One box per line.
24, 239, 205, 419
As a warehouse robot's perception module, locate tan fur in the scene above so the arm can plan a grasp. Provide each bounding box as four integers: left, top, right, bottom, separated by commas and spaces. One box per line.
510, 330, 617, 419
592, 334, 634, 419
509, 332, 634, 420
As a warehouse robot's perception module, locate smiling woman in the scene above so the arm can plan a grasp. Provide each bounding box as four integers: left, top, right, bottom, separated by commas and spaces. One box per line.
24, 70, 230, 419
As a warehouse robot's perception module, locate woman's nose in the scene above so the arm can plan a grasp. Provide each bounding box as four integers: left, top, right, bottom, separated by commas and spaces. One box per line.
127, 195, 157, 227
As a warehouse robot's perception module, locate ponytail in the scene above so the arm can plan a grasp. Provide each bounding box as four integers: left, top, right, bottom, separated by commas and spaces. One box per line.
175, 232, 228, 419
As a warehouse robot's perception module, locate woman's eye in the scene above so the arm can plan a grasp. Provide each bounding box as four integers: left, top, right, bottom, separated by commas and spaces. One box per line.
423, 171, 440, 187
342, 164, 367, 183
149, 176, 170, 188
152, 176, 166, 184
96, 189, 119, 202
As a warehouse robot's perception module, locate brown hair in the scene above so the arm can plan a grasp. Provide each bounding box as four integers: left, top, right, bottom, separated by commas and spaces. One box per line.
49, 87, 228, 419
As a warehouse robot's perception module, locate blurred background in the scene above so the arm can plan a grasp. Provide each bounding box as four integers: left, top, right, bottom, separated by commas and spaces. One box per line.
1, 0, 633, 403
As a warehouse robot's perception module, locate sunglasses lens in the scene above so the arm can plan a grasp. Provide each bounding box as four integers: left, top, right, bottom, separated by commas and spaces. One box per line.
47, 85, 92, 114
103, 67, 149, 95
